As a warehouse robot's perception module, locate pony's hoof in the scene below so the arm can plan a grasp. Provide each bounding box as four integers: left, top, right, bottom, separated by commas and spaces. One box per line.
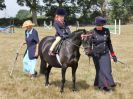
73, 89, 76, 92
59, 92, 64, 96
45, 85, 49, 88
73, 88, 78, 92
45, 83, 50, 88
60, 90, 64, 94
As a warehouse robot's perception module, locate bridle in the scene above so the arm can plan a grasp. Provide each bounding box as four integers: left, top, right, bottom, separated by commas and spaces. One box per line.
65, 31, 92, 51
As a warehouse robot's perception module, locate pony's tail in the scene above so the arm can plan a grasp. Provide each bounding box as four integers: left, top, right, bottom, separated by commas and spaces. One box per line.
38, 38, 47, 75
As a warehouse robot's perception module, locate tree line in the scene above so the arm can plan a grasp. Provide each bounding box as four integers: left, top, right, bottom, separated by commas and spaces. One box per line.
1, 0, 133, 25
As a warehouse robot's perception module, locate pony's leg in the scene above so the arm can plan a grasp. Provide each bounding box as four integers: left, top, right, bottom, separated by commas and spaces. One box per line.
40, 60, 47, 75
60, 66, 67, 93
39, 59, 50, 86
45, 65, 52, 86
72, 63, 78, 91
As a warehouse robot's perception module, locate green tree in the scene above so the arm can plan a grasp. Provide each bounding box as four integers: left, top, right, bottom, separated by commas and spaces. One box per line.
96, 0, 108, 17
43, 0, 76, 7
76, 0, 97, 24
16, 10, 31, 20
110, 0, 129, 24
17, 0, 41, 25
123, 0, 133, 15
0, 0, 6, 10
42, 0, 79, 23
77, 0, 96, 16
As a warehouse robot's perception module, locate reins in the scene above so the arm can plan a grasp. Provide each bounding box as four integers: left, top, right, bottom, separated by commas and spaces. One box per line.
65, 39, 84, 49
65, 33, 92, 50
65, 38, 92, 65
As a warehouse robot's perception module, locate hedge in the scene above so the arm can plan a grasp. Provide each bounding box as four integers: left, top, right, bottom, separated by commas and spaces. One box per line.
0, 17, 92, 27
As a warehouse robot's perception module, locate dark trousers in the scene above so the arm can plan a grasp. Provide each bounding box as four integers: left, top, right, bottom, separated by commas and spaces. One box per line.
92, 53, 115, 88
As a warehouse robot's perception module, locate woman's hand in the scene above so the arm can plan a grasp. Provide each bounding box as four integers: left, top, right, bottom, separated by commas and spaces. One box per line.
112, 56, 117, 62
17, 41, 26, 53
35, 50, 38, 57
111, 52, 117, 62
20, 42, 25, 48
35, 44, 39, 58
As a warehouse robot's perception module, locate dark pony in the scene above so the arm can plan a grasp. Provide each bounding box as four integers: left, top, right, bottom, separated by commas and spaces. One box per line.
82, 30, 93, 56
39, 29, 86, 92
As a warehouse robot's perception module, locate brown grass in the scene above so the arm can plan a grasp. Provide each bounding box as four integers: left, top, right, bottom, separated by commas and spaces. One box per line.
0, 25, 133, 99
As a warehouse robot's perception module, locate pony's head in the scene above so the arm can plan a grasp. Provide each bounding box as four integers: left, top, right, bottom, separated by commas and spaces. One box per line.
81, 30, 93, 56
68, 29, 93, 56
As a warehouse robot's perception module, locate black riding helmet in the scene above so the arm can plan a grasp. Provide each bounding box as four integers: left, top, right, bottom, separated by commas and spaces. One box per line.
94, 16, 106, 26
55, 8, 67, 16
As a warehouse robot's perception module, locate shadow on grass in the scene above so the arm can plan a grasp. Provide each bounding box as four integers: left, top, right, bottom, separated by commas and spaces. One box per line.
50, 80, 90, 91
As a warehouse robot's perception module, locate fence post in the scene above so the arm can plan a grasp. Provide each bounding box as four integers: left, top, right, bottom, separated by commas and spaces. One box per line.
115, 19, 117, 34
119, 19, 121, 35
76, 21, 79, 30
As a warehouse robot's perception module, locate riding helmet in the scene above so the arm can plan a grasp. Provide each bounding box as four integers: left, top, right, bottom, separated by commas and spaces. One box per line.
55, 8, 66, 16
94, 16, 106, 26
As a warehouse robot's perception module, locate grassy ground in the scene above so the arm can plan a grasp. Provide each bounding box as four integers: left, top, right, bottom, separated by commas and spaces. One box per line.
0, 25, 133, 99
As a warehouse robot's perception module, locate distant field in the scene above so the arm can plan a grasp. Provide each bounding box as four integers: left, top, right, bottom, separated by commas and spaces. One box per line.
0, 25, 133, 99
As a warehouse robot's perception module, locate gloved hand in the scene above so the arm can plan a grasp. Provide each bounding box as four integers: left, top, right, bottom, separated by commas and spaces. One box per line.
111, 52, 117, 62
62, 34, 69, 39
112, 56, 117, 62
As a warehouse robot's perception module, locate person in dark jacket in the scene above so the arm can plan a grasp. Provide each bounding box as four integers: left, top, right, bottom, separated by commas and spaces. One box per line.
20, 20, 39, 78
49, 8, 71, 55
90, 16, 117, 91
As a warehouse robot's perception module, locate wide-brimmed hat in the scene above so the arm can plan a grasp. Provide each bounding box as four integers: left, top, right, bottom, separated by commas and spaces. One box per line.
94, 16, 106, 25
22, 20, 35, 28
55, 8, 66, 16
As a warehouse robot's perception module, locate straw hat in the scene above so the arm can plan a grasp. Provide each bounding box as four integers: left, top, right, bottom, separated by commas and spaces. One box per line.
22, 20, 35, 28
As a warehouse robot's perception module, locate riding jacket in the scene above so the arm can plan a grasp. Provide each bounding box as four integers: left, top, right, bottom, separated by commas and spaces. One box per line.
53, 20, 71, 37
24, 28, 39, 60
91, 27, 114, 56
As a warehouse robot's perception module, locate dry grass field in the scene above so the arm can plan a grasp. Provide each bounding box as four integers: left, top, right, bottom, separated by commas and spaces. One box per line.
0, 25, 133, 99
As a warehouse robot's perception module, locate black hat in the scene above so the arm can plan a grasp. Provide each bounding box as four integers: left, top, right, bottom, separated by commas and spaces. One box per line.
94, 16, 106, 25
56, 8, 66, 16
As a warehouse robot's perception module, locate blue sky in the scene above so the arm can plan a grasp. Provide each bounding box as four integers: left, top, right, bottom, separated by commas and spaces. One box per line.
0, 0, 29, 18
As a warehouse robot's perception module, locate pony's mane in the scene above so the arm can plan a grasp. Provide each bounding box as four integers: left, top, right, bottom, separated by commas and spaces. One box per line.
73, 29, 86, 33
69, 29, 86, 37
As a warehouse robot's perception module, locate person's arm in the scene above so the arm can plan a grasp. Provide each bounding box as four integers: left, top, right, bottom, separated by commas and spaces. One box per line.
19, 40, 26, 49
19, 30, 27, 50
17, 40, 26, 54
54, 22, 64, 36
65, 26, 71, 34
35, 44, 39, 57
107, 29, 114, 53
107, 29, 117, 62
65, 22, 71, 34
33, 30, 39, 57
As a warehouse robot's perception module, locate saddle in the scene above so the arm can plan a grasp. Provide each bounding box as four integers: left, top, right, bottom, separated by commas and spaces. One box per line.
53, 39, 64, 54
